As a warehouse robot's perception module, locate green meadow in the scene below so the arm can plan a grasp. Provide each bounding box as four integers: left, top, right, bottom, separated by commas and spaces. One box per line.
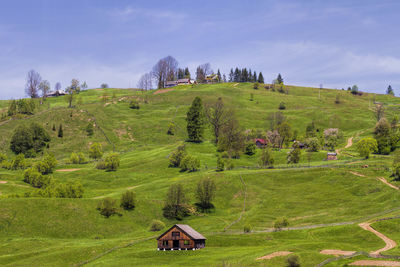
0, 83, 399, 266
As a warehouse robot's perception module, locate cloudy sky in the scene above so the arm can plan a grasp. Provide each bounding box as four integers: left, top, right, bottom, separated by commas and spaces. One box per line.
1, 0, 400, 99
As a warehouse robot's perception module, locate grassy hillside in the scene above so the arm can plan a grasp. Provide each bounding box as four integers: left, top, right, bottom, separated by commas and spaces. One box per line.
0, 83, 399, 266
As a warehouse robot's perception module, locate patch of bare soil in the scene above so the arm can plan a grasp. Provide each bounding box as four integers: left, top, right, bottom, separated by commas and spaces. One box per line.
0, 181, 7, 184
56, 169, 81, 172
256, 251, 292, 260
345, 137, 354, 148
233, 83, 239, 87
104, 102, 110, 107
350, 260, 400, 266
378, 177, 399, 190
320, 249, 355, 256
349, 171, 366, 177
359, 222, 397, 255
154, 88, 173, 95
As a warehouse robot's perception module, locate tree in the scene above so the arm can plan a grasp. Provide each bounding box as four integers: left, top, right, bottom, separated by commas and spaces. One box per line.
205, 97, 230, 144
30, 122, 50, 152
39, 80, 50, 101
351, 85, 359, 95
149, 220, 166, 231
286, 255, 300, 267
120, 190, 136, 210
89, 143, 103, 159
277, 121, 292, 148
58, 124, 63, 138
186, 97, 205, 142
100, 83, 109, 88
392, 152, 400, 181
287, 144, 301, 164
66, 79, 80, 108
304, 137, 320, 152
357, 138, 378, 159
324, 128, 341, 151
104, 153, 120, 171
217, 69, 222, 82
169, 144, 187, 167
274, 217, 289, 231
196, 63, 211, 83
35, 153, 57, 174
387, 85, 394, 96
305, 121, 316, 138
54, 82, 62, 92
25, 70, 41, 98
218, 116, 245, 158
81, 81, 88, 90
266, 130, 281, 149
137, 72, 153, 90
196, 178, 216, 212
8, 100, 17, 116
229, 69, 234, 82
97, 198, 118, 218
10, 123, 50, 155
267, 111, 286, 130
374, 118, 391, 154
375, 104, 385, 122
152, 56, 178, 89
162, 184, 190, 220
86, 122, 94, 136
245, 142, 256, 155
279, 102, 286, 110
276, 73, 283, 84
179, 155, 200, 172
257, 72, 264, 83
184, 67, 191, 79
260, 147, 274, 167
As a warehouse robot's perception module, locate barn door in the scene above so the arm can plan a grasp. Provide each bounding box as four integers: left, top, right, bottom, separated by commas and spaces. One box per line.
173, 240, 179, 249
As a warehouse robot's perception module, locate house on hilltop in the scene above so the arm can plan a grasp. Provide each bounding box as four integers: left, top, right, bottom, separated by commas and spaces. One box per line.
165, 81, 177, 88
47, 90, 66, 97
157, 224, 206, 250
206, 74, 219, 84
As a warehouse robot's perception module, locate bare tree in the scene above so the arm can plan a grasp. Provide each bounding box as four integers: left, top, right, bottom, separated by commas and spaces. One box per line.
25, 70, 42, 98
205, 97, 231, 143
152, 56, 178, 89
137, 72, 153, 90
196, 63, 212, 83
54, 82, 62, 91
66, 79, 81, 108
39, 80, 50, 101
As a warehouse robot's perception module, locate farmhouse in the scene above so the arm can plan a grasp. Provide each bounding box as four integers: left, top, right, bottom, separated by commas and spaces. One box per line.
157, 224, 206, 250
327, 152, 337, 160
255, 138, 268, 148
165, 81, 177, 88
47, 90, 66, 97
206, 74, 219, 84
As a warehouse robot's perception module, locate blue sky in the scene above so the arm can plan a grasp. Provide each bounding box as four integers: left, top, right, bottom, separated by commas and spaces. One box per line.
1, 0, 400, 99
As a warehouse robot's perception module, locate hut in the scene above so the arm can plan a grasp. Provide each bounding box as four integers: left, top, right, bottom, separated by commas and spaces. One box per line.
157, 224, 206, 250
255, 138, 268, 148
327, 152, 337, 160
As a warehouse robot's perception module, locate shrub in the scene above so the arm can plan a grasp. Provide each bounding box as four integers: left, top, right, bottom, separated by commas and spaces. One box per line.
129, 100, 140, 109
149, 220, 166, 232
96, 160, 106, 170
226, 159, 235, 170
0, 153, 7, 164
304, 137, 320, 152
179, 155, 200, 172
10, 123, 50, 155
11, 154, 26, 170
250, 93, 254, 101
104, 153, 120, 171
77, 152, 87, 164
357, 138, 378, 159
286, 255, 300, 267
86, 123, 94, 136
195, 178, 216, 212
120, 190, 136, 210
58, 124, 63, 138
70, 153, 79, 164
97, 198, 118, 218
216, 155, 225, 171
43, 181, 84, 198
23, 168, 51, 188
245, 142, 256, 156
274, 217, 289, 231
260, 147, 274, 167
287, 147, 301, 164
35, 153, 57, 174
335, 94, 341, 104
279, 102, 286, 110
169, 144, 187, 167
253, 83, 259, 89
167, 123, 175, 135
89, 143, 103, 159
244, 224, 252, 233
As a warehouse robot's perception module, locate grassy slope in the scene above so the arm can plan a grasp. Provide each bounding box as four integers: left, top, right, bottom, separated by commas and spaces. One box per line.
0, 83, 400, 266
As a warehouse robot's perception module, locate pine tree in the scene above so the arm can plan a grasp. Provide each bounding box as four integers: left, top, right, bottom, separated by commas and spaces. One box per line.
387, 85, 394, 96
229, 69, 234, 82
217, 69, 222, 83
186, 97, 205, 142
58, 124, 63, 138
258, 72, 264, 83
277, 73, 283, 84
242, 68, 248, 82
184, 67, 191, 79
248, 69, 253, 82
253, 71, 257, 83
234, 68, 240, 82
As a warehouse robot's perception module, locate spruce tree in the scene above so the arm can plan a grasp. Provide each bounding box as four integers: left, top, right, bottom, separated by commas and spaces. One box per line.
248, 69, 253, 82
229, 69, 234, 82
258, 72, 264, 83
234, 68, 240, 82
242, 68, 248, 82
253, 71, 257, 82
184, 67, 191, 79
58, 124, 63, 138
217, 69, 222, 83
277, 73, 283, 84
186, 97, 205, 142
387, 85, 394, 96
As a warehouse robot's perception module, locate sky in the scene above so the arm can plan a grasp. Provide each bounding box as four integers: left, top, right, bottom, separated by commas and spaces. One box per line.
1, 0, 400, 99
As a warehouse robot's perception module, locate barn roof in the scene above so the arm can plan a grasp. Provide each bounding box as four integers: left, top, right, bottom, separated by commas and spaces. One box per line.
157, 224, 206, 240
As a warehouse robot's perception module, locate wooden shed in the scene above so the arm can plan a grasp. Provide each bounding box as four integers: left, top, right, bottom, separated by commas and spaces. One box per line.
157, 224, 206, 250
327, 152, 337, 160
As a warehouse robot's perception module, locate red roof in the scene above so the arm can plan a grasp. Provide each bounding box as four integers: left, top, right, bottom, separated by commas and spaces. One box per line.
255, 138, 267, 145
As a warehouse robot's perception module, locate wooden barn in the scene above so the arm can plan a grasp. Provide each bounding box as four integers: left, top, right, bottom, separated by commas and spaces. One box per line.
157, 224, 206, 250
327, 152, 337, 160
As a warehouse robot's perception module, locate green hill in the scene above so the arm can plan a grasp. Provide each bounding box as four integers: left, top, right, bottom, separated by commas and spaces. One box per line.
0, 83, 399, 266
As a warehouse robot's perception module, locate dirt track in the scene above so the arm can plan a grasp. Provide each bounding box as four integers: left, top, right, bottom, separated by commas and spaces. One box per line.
359, 222, 397, 255
257, 251, 292, 260
350, 260, 400, 266
56, 169, 80, 172
378, 177, 399, 190
320, 249, 355, 256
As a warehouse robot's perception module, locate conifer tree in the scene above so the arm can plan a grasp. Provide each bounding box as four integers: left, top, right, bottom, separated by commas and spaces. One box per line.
217, 69, 222, 83
277, 73, 283, 84
234, 68, 240, 82
184, 67, 191, 79
387, 85, 394, 96
253, 71, 257, 83
242, 68, 248, 82
258, 72, 264, 83
248, 69, 253, 82
186, 97, 205, 142
229, 69, 234, 82
58, 124, 63, 138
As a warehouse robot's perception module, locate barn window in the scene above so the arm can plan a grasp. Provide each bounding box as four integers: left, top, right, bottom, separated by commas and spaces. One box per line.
163, 241, 168, 246
172, 232, 180, 237
184, 240, 190, 245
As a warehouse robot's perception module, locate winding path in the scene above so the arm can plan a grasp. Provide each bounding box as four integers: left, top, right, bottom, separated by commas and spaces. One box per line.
359, 222, 397, 255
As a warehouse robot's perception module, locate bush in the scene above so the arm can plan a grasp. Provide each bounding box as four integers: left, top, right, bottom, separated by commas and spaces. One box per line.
23, 168, 51, 188
89, 143, 103, 159
71, 152, 87, 164
279, 102, 286, 110
169, 144, 187, 167
97, 198, 118, 218
35, 153, 57, 174
253, 83, 259, 89
96, 160, 106, 170
304, 137, 320, 152
179, 155, 200, 172
58, 124, 63, 138
216, 155, 225, 171
104, 153, 120, 171
287, 147, 301, 164
274, 217, 289, 231
244, 224, 252, 233
129, 100, 140, 109
120, 190, 136, 210
245, 142, 256, 156
149, 220, 166, 232
86, 123, 94, 136
260, 147, 274, 167
286, 255, 300, 267
11, 154, 26, 170
0, 153, 7, 164
167, 123, 175, 135
10, 123, 50, 155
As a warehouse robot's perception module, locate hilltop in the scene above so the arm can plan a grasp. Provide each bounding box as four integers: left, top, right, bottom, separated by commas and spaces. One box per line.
0, 83, 400, 266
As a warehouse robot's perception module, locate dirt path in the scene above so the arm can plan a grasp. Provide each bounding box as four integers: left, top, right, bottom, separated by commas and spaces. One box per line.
233, 83, 239, 87
350, 260, 400, 266
56, 169, 81, 172
257, 251, 292, 260
349, 171, 366, 177
336, 137, 354, 154
153, 88, 174, 95
320, 249, 356, 256
0, 181, 7, 184
359, 222, 397, 255
378, 177, 399, 190
223, 175, 247, 231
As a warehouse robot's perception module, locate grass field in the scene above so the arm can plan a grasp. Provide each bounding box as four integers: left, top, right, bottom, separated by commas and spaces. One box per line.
0, 83, 399, 266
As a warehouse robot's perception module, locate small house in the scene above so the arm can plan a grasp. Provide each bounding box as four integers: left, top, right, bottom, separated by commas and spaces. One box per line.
165, 81, 177, 88
47, 90, 66, 97
206, 74, 219, 84
327, 152, 337, 160
255, 138, 268, 148
157, 224, 206, 250
177, 78, 192, 85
